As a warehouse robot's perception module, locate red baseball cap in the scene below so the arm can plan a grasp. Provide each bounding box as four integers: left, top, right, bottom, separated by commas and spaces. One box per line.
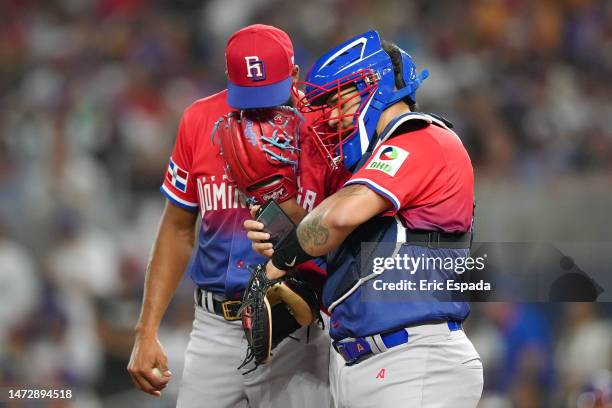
226, 24, 295, 109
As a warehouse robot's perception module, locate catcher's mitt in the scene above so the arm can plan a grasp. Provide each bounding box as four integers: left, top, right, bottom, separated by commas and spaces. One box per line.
213, 107, 302, 205
238, 264, 321, 372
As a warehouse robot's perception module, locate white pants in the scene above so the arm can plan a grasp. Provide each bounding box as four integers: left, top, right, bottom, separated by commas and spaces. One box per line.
330, 323, 483, 408
177, 304, 331, 408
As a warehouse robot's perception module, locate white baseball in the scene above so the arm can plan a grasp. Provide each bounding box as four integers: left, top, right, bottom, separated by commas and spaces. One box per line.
152, 367, 164, 379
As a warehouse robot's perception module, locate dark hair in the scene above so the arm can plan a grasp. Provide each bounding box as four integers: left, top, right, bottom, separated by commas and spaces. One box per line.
381, 39, 417, 111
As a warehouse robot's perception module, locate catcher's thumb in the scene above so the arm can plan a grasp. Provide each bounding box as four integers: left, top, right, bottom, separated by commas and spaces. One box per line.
249, 205, 261, 218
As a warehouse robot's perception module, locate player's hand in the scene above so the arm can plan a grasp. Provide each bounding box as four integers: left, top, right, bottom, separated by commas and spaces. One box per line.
266, 260, 287, 280
244, 212, 274, 257
127, 333, 172, 397
249, 204, 260, 219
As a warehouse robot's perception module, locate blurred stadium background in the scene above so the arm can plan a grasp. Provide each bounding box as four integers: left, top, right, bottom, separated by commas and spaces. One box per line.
1, 0, 611, 407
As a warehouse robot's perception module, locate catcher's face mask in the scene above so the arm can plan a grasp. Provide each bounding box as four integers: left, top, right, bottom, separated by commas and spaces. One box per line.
294, 70, 377, 170
295, 30, 428, 170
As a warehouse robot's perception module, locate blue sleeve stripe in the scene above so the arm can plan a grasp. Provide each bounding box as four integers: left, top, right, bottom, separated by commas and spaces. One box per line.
344, 178, 401, 210
160, 186, 199, 212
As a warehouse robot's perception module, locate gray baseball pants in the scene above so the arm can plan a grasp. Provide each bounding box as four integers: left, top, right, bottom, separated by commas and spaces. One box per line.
329, 322, 483, 408
176, 301, 331, 408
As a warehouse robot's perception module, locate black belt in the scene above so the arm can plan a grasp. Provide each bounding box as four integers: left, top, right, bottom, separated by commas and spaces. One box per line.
404, 229, 472, 249
195, 288, 242, 321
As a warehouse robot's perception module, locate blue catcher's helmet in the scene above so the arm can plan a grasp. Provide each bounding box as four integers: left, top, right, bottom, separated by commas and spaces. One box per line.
297, 30, 429, 169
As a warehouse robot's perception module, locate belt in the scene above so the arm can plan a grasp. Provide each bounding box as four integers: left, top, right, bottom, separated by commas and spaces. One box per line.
404, 229, 471, 249
195, 288, 242, 321
332, 321, 462, 365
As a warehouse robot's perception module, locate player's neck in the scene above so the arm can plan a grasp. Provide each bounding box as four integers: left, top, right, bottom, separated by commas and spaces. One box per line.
376, 101, 412, 136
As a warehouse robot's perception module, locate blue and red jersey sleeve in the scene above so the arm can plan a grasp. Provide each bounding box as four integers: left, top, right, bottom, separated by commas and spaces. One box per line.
345, 127, 474, 232
345, 135, 444, 215
161, 114, 199, 211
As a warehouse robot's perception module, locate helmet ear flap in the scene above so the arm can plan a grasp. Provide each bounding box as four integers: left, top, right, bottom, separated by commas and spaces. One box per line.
400, 49, 429, 103
381, 41, 428, 106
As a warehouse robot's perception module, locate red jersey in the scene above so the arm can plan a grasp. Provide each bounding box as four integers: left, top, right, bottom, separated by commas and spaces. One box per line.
161, 89, 349, 296
345, 113, 474, 233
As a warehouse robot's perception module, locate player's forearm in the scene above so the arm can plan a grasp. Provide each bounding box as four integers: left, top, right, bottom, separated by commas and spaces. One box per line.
279, 197, 307, 224
136, 203, 197, 337
296, 211, 345, 256
269, 185, 390, 273
296, 199, 353, 256
297, 185, 390, 256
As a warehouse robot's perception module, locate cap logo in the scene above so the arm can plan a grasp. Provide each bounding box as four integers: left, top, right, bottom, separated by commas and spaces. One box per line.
244, 56, 265, 81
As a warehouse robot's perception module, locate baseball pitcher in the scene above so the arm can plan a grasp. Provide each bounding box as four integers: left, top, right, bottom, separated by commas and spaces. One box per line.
127, 24, 348, 408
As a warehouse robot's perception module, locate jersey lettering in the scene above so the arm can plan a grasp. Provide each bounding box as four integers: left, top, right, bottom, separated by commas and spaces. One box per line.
213, 182, 227, 210
302, 190, 317, 212
296, 176, 318, 212
197, 176, 247, 216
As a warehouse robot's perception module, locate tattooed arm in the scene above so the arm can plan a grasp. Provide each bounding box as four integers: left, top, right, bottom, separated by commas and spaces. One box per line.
265, 184, 391, 278
296, 184, 390, 256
